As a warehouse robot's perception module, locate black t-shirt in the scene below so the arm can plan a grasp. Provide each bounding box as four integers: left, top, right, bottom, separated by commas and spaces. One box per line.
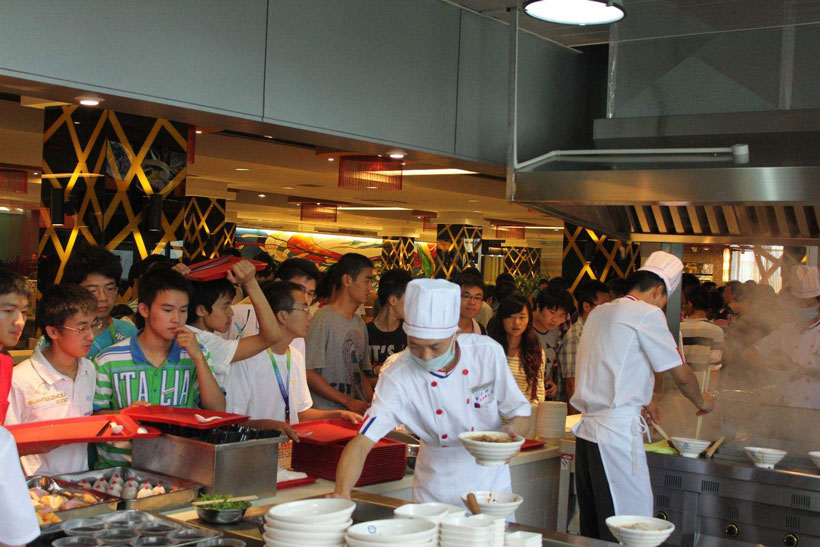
366, 320, 407, 370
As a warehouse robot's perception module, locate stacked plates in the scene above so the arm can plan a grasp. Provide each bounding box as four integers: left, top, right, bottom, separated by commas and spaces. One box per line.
536, 401, 567, 441
345, 519, 438, 546
605, 515, 675, 547
460, 491, 523, 519
458, 432, 525, 467
439, 514, 503, 547
505, 531, 542, 547
262, 498, 355, 547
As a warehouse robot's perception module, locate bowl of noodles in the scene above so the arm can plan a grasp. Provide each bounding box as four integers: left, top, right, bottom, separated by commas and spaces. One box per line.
458, 431, 525, 466
606, 516, 675, 546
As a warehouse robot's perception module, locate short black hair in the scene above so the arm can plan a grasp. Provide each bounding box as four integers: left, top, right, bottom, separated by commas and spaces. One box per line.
575, 280, 609, 310
455, 273, 486, 296
138, 266, 192, 307
534, 287, 575, 314
626, 270, 666, 295
276, 257, 320, 284
37, 284, 96, 342
546, 277, 571, 292
606, 277, 630, 298
0, 268, 29, 298
128, 254, 172, 287
187, 278, 237, 324
495, 280, 517, 304
684, 285, 711, 311
377, 269, 412, 306
702, 281, 717, 292
316, 264, 336, 301
63, 246, 122, 285
252, 251, 277, 278
220, 247, 242, 258
495, 273, 515, 286
333, 253, 373, 290
682, 273, 700, 291
462, 267, 481, 278
262, 280, 303, 314
538, 278, 548, 287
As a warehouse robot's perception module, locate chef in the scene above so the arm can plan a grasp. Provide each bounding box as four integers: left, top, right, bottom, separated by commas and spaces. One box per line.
332, 278, 531, 507
570, 251, 714, 541
745, 265, 820, 409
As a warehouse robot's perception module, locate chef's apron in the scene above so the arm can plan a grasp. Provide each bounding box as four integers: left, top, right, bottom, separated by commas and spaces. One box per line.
412, 442, 511, 508
573, 406, 653, 516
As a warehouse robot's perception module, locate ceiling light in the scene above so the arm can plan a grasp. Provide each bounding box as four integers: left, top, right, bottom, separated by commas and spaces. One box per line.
0, 207, 9, 212
370, 168, 478, 176
389, 152, 405, 159
195, 130, 202, 134
235, 168, 249, 171
524, 0, 625, 26
366, 186, 379, 190
264, 135, 273, 139
337, 206, 410, 211
328, 158, 334, 162
77, 97, 103, 106
73, 121, 80, 125
282, 186, 294, 190
468, 199, 479, 203
33, 172, 39, 175
258, 193, 266, 198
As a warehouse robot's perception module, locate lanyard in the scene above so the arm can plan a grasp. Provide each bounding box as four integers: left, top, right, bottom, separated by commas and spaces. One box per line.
267, 348, 292, 423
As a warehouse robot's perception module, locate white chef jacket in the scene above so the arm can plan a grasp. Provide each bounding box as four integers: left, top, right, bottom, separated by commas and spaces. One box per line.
187, 325, 239, 388
571, 296, 683, 422
6, 348, 96, 476
753, 317, 820, 409
359, 334, 531, 506
226, 345, 312, 424
0, 426, 40, 544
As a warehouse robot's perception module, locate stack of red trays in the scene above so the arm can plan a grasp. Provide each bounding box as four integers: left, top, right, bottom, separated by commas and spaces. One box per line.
290, 419, 407, 486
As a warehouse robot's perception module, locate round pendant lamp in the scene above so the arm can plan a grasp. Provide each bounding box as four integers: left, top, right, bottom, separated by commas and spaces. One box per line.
524, 0, 625, 25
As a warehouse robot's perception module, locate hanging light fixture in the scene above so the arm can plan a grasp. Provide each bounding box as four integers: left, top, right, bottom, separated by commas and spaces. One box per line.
523, 0, 625, 26
338, 155, 403, 191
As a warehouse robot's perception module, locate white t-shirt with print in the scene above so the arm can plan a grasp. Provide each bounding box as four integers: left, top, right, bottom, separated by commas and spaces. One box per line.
188, 325, 239, 388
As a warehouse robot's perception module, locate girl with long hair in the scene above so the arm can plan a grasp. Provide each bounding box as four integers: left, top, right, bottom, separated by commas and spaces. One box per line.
488, 295, 548, 401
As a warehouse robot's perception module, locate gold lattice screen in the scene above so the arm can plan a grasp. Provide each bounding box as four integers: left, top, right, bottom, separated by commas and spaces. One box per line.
434, 224, 482, 279
561, 223, 640, 293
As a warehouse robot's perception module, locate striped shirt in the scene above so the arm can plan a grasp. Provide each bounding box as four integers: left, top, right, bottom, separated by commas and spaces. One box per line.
92, 335, 211, 467
680, 318, 724, 371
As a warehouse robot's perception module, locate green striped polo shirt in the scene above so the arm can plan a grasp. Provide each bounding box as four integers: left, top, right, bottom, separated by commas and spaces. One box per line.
93, 334, 212, 467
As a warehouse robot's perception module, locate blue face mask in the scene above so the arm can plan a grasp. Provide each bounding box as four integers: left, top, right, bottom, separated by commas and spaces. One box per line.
411, 336, 457, 372
792, 305, 818, 323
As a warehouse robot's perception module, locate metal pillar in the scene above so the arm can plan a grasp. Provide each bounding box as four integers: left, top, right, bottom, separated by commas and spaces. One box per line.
505, 6, 519, 201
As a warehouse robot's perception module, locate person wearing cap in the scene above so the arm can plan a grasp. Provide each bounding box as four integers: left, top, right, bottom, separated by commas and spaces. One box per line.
743, 265, 820, 409
570, 251, 715, 541
331, 279, 532, 507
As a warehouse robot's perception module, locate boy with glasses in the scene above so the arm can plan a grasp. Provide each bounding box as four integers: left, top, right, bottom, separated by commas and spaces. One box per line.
455, 273, 488, 335
7, 285, 98, 474
0, 269, 29, 425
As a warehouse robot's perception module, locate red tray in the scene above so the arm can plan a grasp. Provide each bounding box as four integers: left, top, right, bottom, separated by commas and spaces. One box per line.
292, 438, 407, 487
277, 476, 317, 490
521, 439, 545, 451
7, 414, 161, 456
290, 419, 359, 445
186, 257, 266, 281
122, 405, 248, 429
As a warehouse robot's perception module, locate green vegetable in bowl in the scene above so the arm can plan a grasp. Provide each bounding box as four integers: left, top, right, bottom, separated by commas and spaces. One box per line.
195, 494, 251, 511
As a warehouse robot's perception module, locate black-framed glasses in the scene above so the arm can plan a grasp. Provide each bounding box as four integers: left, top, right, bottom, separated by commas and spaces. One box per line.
461, 293, 484, 302
60, 319, 103, 335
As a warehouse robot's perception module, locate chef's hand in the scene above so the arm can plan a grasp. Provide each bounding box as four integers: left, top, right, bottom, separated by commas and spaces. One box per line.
336, 410, 363, 424
642, 401, 661, 425
696, 392, 715, 416
175, 327, 205, 362
344, 397, 370, 415
545, 380, 557, 399
226, 260, 256, 287
172, 262, 191, 276
500, 424, 523, 464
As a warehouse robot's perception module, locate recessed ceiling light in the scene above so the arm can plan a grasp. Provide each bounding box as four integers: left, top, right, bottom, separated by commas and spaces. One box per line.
473, 210, 482, 213
468, 199, 479, 203
235, 168, 249, 171
33, 172, 39, 175
369, 168, 477, 176
524, 0, 625, 25
389, 152, 405, 159
282, 186, 294, 190
73, 121, 80, 125
328, 158, 335, 162
195, 130, 202, 134
258, 193, 266, 198
77, 97, 103, 106
264, 135, 273, 139
366, 186, 379, 190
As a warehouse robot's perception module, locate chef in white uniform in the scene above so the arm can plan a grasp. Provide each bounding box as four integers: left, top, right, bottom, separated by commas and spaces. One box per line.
333, 278, 531, 507
746, 265, 820, 409
570, 251, 714, 541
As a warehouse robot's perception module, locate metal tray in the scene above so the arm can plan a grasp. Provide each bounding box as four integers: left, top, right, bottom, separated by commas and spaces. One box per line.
53, 466, 203, 511
31, 510, 221, 547
27, 476, 119, 526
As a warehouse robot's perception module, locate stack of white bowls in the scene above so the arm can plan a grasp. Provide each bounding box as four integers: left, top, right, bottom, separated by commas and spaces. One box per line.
458, 432, 525, 467
262, 498, 355, 547
394, 502, 451, 525
345, 519, 438, 546
439, 514, 503, 547
459, 491, 523, 520
536, 401, 567, 441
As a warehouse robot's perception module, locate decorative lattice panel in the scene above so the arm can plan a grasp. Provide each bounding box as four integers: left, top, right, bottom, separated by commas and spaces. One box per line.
183, 197, 233, 260
381, 237, 416, 272
504, 247, 541, 277
434, 224, 482, 279
561, 223, 640, 293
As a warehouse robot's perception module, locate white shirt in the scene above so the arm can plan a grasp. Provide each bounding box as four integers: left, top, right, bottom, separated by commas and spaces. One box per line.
220, 306, 305, 357
571, 296, 683, 418
6, 348, 96, 476
753, 318, 820, 409
188, 325, 239, 388
0, 427, 39, 544
226, 345, 312, 424
359, 334, 531, 447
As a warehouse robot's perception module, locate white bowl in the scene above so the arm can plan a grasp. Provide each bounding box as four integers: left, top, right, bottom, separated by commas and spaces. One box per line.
346, 519, 437, 542
745, 446, 787, 469
264, 527, 345, 544
265, 498, 355, 524
605, 515, 675, 547
461, 490, 523, 518
263, 518, 351, 534
264, 537, 343, 547
394, 502, 451, 523
670, 437, 711, 459
505, 530, 543, 547
440, 515, 495, 540
344, 536, 435, 547
459, 431, 524, 466
809, 451, 820, 471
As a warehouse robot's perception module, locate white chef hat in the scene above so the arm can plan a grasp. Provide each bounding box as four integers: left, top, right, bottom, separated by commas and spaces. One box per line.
639, 251, 683, 295
403, 278, 460, 339
790, 265, 820, 299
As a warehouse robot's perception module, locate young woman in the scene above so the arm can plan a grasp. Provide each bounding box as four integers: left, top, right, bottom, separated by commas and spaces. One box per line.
488, 295, 549, 401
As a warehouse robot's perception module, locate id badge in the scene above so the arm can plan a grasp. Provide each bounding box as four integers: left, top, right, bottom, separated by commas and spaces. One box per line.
470, 381, 495, 409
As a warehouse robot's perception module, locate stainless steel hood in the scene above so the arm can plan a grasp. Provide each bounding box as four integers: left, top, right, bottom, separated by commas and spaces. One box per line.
513, 109, 820, 245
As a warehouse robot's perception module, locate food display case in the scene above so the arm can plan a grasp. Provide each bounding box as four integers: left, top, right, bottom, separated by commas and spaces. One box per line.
27, 476, 119, 526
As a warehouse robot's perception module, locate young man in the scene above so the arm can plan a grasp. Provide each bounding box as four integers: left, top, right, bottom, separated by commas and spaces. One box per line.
305, 253, 374, 414
367, 269, 412, 378
681, 285, 724, 371
187, 260, 282, 387
61, 246, 138, 359
7, 285, 98, 475
532, 287, 574, 400
93, 267, 225, 467
455, 273, 488, 335
226, 282, 361, 439
0, 269, 29, 425
556, 280, 610, 410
